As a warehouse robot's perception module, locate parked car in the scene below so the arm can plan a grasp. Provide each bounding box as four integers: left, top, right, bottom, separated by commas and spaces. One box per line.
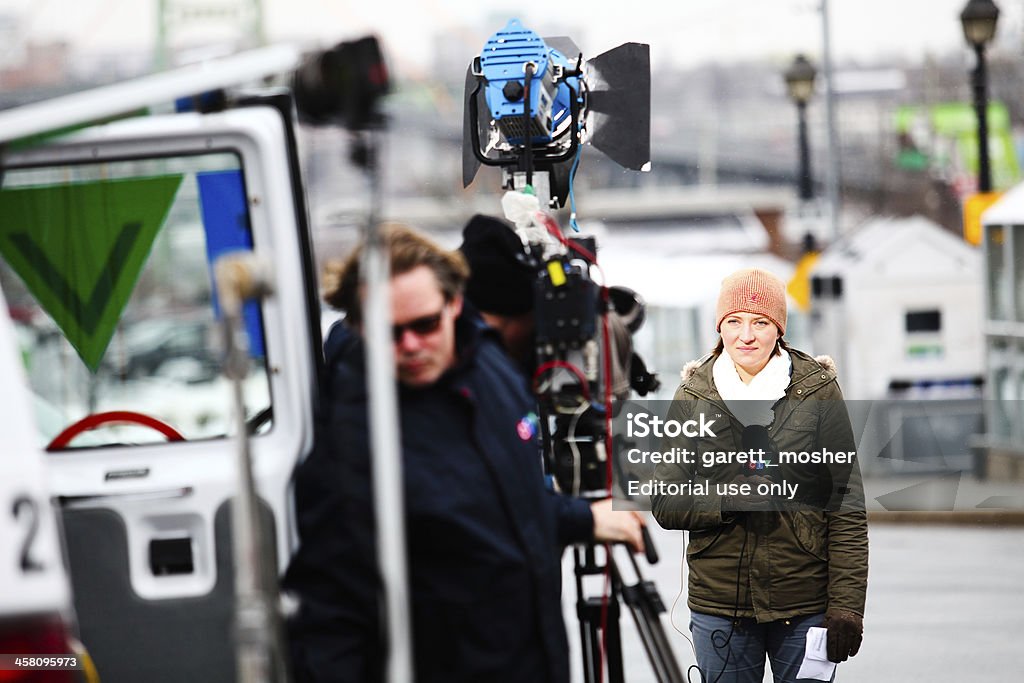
101, 317, 221, 384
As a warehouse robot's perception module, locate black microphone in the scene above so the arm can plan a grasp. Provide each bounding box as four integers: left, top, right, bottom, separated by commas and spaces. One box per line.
742, 425, 776, 483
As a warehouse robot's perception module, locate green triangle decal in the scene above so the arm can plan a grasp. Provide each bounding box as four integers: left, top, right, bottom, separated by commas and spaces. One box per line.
0, 175, 184, 371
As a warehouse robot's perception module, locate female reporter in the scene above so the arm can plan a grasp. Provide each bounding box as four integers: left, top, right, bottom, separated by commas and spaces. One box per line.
651, 268, 867, 683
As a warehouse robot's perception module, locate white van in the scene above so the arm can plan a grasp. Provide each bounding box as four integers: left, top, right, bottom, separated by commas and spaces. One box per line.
0, 48, 322, 681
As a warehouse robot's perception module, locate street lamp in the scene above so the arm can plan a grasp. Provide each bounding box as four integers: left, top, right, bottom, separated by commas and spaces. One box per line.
784, 54, 817, 202
960, 0, 1000, 192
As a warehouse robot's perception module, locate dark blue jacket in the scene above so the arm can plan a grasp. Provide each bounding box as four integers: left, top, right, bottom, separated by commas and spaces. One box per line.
284, 314, 593, 683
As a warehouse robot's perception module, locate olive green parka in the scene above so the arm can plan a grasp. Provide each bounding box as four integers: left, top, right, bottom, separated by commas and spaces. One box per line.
651, 348, 868, 622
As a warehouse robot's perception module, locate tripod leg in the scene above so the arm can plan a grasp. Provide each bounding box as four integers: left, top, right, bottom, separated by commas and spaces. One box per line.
575, 546, 600, 683
579, 598, 600, 683
601, 596, 625, 683
573, 545, 626, 683
614, 553, 687, 683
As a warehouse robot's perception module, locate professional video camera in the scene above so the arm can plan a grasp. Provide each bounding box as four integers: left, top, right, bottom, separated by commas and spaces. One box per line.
526, 225, 661, 499
461, 19, 658, 499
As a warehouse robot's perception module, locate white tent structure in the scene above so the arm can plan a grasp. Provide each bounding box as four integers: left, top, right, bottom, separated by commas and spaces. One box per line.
809, 215, 983, 401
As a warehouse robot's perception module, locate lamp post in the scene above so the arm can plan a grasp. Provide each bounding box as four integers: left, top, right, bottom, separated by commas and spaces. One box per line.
784, 54, 817, 202
960, 0, 1000, 193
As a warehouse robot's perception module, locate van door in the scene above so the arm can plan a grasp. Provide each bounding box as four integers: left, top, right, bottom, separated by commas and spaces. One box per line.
0, 280, 86, 681
0, 102, 320, 682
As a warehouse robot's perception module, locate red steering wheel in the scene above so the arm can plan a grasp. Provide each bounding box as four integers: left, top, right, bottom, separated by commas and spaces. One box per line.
47, 411, 185, 451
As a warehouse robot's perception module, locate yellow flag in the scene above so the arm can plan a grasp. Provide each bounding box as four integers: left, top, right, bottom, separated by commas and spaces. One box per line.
787, 251, 821, 312
962, 191, 1002, 246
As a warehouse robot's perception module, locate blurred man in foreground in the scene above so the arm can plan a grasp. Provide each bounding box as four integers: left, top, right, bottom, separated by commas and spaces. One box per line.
284, 223, 643, 683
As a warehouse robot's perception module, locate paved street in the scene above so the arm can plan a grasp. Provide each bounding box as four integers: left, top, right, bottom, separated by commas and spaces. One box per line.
563, 513, 1024, 682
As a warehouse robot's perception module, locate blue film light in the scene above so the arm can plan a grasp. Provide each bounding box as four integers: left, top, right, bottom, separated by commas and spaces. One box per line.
478, 19, 580, 146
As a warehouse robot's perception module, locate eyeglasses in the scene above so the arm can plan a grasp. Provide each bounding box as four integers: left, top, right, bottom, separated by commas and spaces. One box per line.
392, 310, 444, 343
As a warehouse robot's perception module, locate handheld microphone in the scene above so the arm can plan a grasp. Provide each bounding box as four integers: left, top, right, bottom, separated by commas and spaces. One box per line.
741, 424, 776, 482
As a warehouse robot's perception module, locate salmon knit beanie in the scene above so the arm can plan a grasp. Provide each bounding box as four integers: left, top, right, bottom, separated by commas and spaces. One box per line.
715, 268, 787, 334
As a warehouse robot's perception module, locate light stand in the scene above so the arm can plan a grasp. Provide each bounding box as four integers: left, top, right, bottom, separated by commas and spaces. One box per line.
960, 0, 1000, 192
784, 55, 817, 203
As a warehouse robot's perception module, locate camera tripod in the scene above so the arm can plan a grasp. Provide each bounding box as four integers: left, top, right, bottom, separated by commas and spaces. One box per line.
571, 526, 685, 683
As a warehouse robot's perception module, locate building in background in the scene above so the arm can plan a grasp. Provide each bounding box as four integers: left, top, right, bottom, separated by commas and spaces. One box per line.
975, 184, 1024, 481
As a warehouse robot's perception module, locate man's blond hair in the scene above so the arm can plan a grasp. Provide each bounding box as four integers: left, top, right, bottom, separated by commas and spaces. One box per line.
323, 223, 470, 325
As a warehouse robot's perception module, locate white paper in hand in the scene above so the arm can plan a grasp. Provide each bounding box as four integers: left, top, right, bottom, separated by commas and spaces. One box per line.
795, 626, 837, 682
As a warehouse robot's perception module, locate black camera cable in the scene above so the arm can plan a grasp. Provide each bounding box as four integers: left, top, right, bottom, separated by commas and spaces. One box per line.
701, 517, 751, 683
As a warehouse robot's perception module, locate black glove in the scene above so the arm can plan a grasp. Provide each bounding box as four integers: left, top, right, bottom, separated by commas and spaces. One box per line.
822, 607, 863, 663
726, 474, 779, 512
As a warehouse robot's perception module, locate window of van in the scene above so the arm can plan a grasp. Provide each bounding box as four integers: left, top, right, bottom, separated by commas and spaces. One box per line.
0, 152, 272, 449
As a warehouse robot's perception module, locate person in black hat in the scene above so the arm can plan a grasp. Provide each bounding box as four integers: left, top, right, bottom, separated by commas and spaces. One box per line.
457, 214, 538, 372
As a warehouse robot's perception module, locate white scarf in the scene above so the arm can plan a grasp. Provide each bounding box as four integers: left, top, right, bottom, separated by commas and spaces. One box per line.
712, 348, 792, 426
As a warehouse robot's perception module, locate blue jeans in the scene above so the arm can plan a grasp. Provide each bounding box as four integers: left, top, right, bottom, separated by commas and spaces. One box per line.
689, 611, 835, 683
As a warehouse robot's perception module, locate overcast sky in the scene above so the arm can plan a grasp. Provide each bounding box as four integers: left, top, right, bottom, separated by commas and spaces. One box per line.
1, 0, 1022, 74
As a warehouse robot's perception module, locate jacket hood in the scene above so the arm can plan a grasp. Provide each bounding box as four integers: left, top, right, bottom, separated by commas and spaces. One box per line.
680, 356, 712, 384
675, 350, 835, 382
679, 348, 838, 395
814, 354, 836, 374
